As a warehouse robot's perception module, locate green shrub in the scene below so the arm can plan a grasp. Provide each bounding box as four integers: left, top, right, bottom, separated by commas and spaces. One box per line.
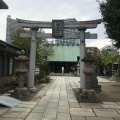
9, 76, 18, 83
39, 70, 46, 78
45, 76, 51, 83
42, 76, 51, 83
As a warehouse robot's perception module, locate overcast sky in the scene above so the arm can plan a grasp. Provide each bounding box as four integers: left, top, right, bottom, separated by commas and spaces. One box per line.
0, 0, 111, 49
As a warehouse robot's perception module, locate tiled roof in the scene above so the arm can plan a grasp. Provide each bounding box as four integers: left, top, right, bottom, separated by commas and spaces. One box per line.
47, 45, 80, 62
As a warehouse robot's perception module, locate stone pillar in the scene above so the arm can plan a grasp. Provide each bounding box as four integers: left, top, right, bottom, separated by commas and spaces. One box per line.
79, 29, 86, 89
28, 28, 38, 92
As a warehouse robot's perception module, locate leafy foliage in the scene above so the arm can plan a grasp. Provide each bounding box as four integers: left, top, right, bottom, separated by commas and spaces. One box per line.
12, 28, 53, 57
94, 49, 116, 75
98, 0, 120, 48
12, 28, 53, 76
12, 29, 31, 54
101, 49, 116, 66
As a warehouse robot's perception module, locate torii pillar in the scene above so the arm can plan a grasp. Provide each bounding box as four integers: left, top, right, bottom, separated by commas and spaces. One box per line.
79, 28, 86, 89
28, 28, 38, 92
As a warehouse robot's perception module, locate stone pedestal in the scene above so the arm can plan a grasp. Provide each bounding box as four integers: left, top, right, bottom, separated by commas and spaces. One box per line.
11, 50, 30, 99
110, 74, 120, 82
91, 72, 101, 92
12, 87, 29, 99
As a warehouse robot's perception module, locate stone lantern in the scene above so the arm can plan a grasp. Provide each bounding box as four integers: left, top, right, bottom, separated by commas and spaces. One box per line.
82, 50, 95, 89
78, 49, 102, 101
78, 50, 96, 101
11, 50, 30, 99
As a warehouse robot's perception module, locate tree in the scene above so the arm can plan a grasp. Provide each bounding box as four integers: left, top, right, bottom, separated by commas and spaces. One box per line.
100, 49, 116, 67
94, 49, 116, 75
98, 0, 120, 48
12, 28, 53, 75
12, 28, 53, 57
12, 29, 31, 54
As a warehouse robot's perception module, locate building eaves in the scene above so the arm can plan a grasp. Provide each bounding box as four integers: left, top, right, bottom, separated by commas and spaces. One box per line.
0, 40, 21, 50
0, 0, 8, 9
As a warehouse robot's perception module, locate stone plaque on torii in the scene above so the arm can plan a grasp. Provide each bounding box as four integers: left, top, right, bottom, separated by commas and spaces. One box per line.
16, 18, 102, 91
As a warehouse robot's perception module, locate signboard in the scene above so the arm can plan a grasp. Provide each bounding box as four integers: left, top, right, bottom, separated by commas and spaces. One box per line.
52, 20, 64, 38
35, 68, 40, 75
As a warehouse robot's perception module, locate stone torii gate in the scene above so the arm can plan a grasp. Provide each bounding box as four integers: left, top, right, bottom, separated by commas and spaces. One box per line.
16, 18, 102, 92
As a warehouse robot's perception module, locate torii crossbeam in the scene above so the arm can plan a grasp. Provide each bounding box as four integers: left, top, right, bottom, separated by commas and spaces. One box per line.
16, 18, 102, 91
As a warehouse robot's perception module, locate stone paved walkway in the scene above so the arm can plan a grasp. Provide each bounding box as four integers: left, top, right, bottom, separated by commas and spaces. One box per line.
0, 76, 120, 120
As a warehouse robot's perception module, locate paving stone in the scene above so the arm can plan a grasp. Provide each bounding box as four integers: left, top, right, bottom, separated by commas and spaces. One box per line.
69, 103, 80, 108
41, 117, 56, 120
116, 102, 120, 105
46, 103, 58, 109
45, 92, 53, 95
70, 108, 95, 116
59, 96, 68, 98
60, 91, 67, 92
57, 113, 71, 120
0, 106, 9, 115
0, 118, 23, 120
68, 95, 76, 99
26, 113, 43, 120
37, 101, 49, 105
51, 95, 59, 99
114, 118, 120, 120
49, 99, 59, 103
67, 92, 74, 94
67, 88, 72, 90
52, 92, 60, 95
59, 101, 69, 106
71, 86, 77, 89
71, 115, 86, 120
60, 90, 67, 92
116, 109, 120, 114
69, 99, 78, 103
93, 109, 120, 117
60, 95, 67, 97
67, 90, 74, 93
102, 102, 118, 105
21, 101, 37, 105
58, 106, 69, 113
59, 96, 68, 100
80, 103, 103, 109
68, 93, 75, 95
40, 96, 51, 101
1, 111, 28, 119
59, 98, 68, 101
16, 103, 35, 108
86, 117, 114, 120
32, 105, 46, 112
43, 109, 57, 118
10, 107, 31, 112
102, 105, 120, 109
